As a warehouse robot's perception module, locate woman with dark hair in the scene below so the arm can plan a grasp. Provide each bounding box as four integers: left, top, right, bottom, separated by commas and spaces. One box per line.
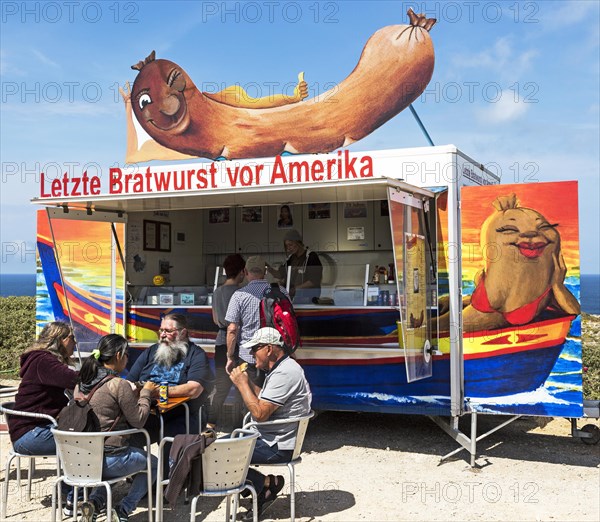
207, 253, 245, 429
77, 334, 158, 522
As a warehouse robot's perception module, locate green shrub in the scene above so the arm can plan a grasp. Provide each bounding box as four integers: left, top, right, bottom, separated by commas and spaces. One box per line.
0, 296, 36, 378
582, 313, 600, 401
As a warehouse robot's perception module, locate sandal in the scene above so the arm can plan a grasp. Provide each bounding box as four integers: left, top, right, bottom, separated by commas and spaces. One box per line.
243, 487, 278, 522
267, 474, 285, 497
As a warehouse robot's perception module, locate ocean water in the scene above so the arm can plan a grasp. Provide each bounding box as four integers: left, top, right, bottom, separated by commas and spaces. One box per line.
580, 274, 600, 314
0, 273, 36, 297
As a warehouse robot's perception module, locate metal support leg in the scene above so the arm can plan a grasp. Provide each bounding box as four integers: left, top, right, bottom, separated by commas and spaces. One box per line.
430, 413, 522, 466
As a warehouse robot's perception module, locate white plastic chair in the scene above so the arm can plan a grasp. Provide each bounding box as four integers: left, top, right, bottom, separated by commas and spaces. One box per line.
243, 410, 315, 522
0, 401, 60, 519
156, 429, 259, 522
0, 386, 18, 399
50, 427, 154, 522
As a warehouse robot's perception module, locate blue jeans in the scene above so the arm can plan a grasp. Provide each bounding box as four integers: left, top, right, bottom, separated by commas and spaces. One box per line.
246, 438, 293, 496
90, 447, 157, 515
13, 424, 56, 455
12, 424, 75, 501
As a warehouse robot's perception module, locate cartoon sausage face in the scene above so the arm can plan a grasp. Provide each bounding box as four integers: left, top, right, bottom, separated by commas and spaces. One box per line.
129, 9, 436, 160
132, 53, 193, 137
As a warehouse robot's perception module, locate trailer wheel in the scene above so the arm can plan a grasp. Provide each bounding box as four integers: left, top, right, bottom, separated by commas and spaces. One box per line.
580, 424, 600, 445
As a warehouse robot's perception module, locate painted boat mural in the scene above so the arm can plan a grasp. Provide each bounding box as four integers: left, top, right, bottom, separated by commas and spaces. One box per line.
35, 179, 583, 419
36, 245, 581, 418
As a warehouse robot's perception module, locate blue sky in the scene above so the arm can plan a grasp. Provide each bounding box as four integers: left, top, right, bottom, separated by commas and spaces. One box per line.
1, 0, 599, 274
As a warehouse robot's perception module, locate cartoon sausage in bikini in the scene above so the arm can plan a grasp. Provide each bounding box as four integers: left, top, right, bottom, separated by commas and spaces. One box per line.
438, 194, 580, 333
122, 9, 436, 162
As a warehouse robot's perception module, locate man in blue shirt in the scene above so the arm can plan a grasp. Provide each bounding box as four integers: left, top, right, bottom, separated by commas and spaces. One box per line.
127, 313, 214, 437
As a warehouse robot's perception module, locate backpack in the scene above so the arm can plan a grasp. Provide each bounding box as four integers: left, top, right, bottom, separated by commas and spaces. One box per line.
260, 283, 301, 354
57, 375, 117, 432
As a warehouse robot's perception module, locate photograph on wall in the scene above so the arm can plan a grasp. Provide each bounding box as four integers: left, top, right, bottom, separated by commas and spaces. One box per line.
179, 293, 195, 305
208, 208, 230, 224
308, 203, 331, 220
343, 202, 367, 219
241, 206, 263, 223
159, 294, 174, 305
277, 205, 294, 228
436, 181, 582, 418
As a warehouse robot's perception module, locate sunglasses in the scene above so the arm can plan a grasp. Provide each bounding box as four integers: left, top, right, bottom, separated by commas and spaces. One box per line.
250, 344, 269, 354
158, 328, 181, 335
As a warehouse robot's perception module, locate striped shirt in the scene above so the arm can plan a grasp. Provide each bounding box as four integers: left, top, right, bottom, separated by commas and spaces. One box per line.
225, 279, 289, 363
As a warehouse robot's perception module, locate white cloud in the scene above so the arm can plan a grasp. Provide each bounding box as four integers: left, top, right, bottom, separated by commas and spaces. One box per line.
3, 101, 112, 117
0, 50, 26, 77
452, 36, 538, 80
543, 1, 599, 30
31, 49, 60, 69
477, 94, 529, 124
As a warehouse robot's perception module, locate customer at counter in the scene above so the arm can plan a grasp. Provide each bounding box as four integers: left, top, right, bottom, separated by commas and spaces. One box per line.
207, 253, 245, 430
268, 229, 322, 304
225, 256, 289, 398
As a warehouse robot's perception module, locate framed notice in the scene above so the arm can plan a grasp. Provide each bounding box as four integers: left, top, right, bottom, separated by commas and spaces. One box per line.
143, 220, 157, 250
143, 220, 171, 252
347, 227, 365, 241
159, 222, 171, 251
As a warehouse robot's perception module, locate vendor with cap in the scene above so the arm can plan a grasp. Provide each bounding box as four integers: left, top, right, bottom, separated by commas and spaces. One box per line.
229, 326, 312, 520
268, 229, 322, 304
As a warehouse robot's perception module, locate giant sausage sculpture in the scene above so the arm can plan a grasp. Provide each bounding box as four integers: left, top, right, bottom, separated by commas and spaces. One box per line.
128, 9, 436, 161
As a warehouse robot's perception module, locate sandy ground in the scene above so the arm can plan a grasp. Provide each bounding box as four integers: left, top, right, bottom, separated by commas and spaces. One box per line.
1, 398, 599, 522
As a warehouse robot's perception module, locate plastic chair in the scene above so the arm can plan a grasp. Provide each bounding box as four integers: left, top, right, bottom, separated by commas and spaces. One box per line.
156, 429, 259, 522
50, 427, 154, 522
0, 401, 60, 519
243, 410, 315, 522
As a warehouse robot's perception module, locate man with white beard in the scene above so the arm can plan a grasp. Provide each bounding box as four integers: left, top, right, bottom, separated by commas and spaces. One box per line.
127, 313, 214, 438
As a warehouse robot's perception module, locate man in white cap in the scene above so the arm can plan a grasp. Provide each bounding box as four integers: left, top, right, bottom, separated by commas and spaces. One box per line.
230, 327, 312, 520
224, 256, 289, 423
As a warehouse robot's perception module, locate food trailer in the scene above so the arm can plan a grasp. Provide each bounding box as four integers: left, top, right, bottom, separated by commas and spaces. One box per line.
28, 7, 598, 462
33, 144, 597, 461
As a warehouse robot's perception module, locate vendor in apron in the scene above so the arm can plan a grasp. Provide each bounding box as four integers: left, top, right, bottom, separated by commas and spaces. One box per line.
268, 229, 323, 304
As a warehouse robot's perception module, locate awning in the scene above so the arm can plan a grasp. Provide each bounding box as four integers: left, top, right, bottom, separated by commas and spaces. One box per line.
31, 177, 435, 214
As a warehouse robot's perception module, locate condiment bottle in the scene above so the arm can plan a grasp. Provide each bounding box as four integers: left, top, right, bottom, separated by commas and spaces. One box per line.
388, 263, 395, 283
373, 266, 380, 284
